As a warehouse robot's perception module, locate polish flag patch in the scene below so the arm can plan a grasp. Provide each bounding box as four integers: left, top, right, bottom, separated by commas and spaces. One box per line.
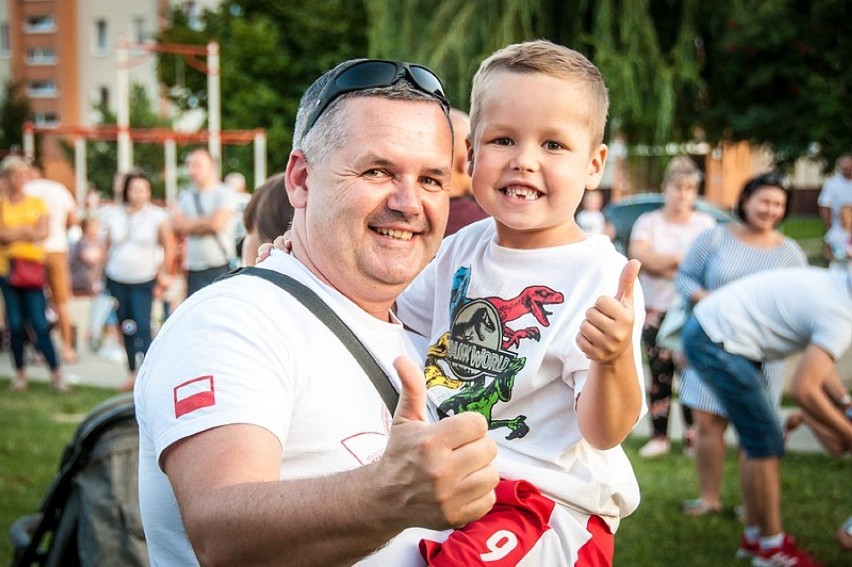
174, 375, 216, 418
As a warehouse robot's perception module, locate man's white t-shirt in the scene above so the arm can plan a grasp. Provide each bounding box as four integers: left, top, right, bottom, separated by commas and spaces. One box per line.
25, 178, 76, 253
135, 252, 437, 566
818, 173, 852, 227
694, 266, 852, 362
176, 183, 237, 270
396, 219, 646, 532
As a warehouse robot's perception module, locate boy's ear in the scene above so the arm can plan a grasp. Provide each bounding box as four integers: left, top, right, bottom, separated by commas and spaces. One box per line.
586, 143, 608, 190
285, 151, 309, 209
466, 143, 475, 178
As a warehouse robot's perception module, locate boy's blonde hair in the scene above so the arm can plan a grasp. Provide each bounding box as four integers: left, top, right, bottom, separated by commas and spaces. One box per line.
469, 40, 609, 147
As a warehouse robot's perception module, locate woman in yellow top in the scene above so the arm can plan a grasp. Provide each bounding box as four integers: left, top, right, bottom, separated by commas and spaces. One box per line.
0, 156, 66, 392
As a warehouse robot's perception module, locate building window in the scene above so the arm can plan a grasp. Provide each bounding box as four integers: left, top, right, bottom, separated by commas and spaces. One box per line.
93, 19, 109, 56
34, 111, 59, 127
28, 80, 58, 98
185, 2, 202, 31
132, 17, 146, 44
25, 15, 56, 33
99, 86, 110, 108
0, 24, 9, 58
26, 47, 56, 65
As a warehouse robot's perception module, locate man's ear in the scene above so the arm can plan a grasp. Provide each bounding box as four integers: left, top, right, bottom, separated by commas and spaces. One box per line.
285, 151, 309, 208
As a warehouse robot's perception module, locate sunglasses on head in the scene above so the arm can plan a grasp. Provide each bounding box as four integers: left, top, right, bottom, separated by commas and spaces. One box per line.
302, 59, 449, 136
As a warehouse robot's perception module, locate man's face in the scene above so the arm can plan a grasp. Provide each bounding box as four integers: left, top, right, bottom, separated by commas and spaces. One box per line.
839, 157, 852, 179
294, 97, 452, 312
186, 151, 215, 186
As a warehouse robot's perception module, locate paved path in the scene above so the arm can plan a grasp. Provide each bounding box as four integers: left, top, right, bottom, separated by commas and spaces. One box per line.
5, 298, 849, 455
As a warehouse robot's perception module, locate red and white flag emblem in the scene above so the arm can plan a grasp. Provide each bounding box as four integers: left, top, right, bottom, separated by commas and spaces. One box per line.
174, 375, 216, 418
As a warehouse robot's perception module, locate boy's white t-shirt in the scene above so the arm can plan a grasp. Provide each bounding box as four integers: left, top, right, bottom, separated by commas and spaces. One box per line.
135, 252, 438, 566
396, 219, 646, 532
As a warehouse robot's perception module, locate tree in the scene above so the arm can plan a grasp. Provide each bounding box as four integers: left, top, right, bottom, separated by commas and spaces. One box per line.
61, 84, 172, 199
0, 81, 32, 153
156, 1, 368, 184
696, 0, 852, 170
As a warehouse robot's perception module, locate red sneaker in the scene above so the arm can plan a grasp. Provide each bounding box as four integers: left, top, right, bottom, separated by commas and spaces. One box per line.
735, 536, 759, 560
752, 534, 822, 566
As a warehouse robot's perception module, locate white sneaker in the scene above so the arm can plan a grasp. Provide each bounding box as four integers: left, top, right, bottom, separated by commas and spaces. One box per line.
638, 438, 670, 458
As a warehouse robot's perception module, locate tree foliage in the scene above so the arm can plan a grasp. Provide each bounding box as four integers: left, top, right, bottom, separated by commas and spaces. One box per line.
0, 81, 32, 153
153, 0, 850, 173
156, 0, 368, 184
61, 84, 172, 199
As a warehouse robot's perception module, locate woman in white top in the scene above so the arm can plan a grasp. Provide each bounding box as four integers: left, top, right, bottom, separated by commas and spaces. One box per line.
104, 172, 176, 390
628, 157, 716, 458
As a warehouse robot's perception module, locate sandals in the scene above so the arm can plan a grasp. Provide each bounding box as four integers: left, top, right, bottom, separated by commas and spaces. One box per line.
682, 498, 722, 517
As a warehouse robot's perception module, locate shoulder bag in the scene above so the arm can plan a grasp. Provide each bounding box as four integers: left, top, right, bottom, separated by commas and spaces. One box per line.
221, 266, 400, 412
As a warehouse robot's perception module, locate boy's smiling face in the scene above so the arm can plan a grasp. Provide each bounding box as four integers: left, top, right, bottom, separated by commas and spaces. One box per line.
469, 71, 607, 249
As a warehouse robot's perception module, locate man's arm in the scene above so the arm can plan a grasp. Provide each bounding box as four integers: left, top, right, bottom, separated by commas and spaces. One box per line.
818, 205, 833, 230
171, 207, 232, 237
164, 357, 499, 567
628, 238, 680, 279
576, 260, 643, 449
788, 344, 852, 454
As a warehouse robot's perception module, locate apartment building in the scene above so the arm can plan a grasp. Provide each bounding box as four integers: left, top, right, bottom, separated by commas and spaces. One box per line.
0, 0, 220, 187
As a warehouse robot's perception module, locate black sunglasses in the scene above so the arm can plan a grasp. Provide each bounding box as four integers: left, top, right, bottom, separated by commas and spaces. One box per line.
302, 59, 449, 136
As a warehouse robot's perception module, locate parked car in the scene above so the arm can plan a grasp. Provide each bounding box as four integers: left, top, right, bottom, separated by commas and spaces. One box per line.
604, 192, 736, 254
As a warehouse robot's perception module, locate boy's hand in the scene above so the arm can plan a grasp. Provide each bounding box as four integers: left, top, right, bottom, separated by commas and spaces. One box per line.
255, 235, 291, 264
576, 259, 640, 364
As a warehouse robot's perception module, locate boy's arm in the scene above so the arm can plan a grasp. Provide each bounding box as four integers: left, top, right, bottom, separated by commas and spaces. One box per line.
575, 260, 643, 449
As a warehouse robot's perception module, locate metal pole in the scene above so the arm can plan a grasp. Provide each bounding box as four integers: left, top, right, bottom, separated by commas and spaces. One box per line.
74, 136, 87, 205
23, 123, 35, 160
253, 131, 266, 188
117, 35, 132, 173
165, 138, 177, 205
207, 41, 221, 176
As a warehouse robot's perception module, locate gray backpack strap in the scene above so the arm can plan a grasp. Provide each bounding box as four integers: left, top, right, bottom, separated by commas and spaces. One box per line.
229, 266, 399, 412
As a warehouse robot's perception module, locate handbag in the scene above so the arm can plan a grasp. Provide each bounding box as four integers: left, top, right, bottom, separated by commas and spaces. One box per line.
655, 295, 690, 352
8, 258, 47, 289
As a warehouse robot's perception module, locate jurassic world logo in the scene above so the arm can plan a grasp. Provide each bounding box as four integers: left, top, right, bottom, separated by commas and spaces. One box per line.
447, 299, 515, 380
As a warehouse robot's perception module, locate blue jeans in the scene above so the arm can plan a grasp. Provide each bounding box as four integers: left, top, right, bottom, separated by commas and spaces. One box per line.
106, 278, 156, 372
681, 315, 784, 458
186, 264, 230, 297
0, 279, 59, 371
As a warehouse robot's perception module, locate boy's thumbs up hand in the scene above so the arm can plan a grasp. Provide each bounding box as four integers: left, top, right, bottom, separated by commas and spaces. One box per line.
376, 356, 498, 529
576, 260, 640, 363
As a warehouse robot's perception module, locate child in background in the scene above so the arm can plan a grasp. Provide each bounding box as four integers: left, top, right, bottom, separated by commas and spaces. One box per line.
69, 216, 104, 297
576, 189, 614, 239
396, 40, 645, 565
824, 203, 852, 269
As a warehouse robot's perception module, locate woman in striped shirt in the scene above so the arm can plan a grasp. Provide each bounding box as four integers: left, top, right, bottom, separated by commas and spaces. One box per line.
675, 173, 807, 521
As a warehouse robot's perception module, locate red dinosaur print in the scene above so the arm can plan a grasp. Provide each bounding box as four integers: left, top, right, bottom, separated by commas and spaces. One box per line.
487, 285, 564, 349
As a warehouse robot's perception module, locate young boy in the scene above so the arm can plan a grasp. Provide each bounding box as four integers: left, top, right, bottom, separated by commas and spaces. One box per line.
396, 40, 645, 565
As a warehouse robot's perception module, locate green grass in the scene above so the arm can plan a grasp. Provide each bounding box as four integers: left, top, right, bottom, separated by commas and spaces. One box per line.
0, 379, 115, 563
780, 215, 827, 265
1, 378, 848, 566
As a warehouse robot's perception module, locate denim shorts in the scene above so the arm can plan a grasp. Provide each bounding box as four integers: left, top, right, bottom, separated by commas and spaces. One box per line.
681, 315, 785, 458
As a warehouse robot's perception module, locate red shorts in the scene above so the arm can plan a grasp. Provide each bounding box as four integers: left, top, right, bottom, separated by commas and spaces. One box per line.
420, 479, 614, 566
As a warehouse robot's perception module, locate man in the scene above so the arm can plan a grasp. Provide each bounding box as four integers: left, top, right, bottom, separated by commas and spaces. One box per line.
25, 166, 79, 363
818, 154, 852, 230
443, 108, 488, 237
224, 170, 252, 260
171, 148, 237, 296
135, 59, 499, 566
682, 266, 851, 567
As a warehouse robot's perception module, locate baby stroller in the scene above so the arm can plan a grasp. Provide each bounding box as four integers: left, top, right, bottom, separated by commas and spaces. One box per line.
9, 393, 148, 567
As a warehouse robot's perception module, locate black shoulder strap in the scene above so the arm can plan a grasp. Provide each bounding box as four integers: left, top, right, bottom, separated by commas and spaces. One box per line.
227, 266, 399, 412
